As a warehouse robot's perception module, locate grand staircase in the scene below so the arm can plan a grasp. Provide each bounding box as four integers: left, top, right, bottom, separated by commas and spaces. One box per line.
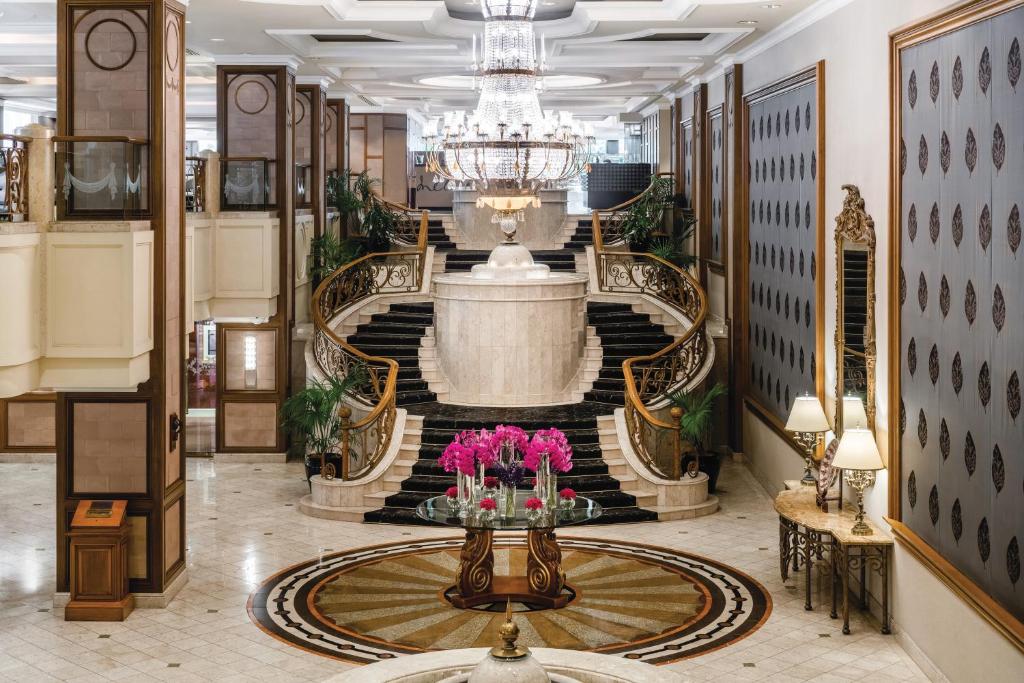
442, 249, 578, 272
347, 292, 662, 525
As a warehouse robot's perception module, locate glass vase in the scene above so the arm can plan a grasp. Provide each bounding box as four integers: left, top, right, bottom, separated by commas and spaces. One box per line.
534, 456, 557, 509
457, 470, 475, 518
500, 484, 516, 519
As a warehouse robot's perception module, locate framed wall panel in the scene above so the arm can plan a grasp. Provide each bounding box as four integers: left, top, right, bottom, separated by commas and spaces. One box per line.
741, 62, 826, 452
0, 394, 57, 452
889, 0, 1024, 649
705, 105, 726, 272
681, 118, 694, 207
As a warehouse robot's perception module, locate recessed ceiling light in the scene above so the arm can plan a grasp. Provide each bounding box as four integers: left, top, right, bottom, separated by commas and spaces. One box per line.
762, 3, 782, 8
738, 20, 759, 25
210, 38, 225, 42
186, 20, 191, 24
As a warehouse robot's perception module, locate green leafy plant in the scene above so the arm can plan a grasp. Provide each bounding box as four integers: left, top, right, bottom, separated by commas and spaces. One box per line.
671, 382, 728, 453
649, 239, 696, 269
621, 175, 674, 250
346, 171, 397, 252
326, 170, 361, 214
310, 232, 362, 283
281, 368, 366, 466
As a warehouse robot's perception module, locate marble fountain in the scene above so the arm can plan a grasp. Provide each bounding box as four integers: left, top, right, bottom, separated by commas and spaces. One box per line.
431, 204, 589, 406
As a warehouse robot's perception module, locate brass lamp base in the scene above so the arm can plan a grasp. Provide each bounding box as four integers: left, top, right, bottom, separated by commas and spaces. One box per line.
800, 456, 816, 486
843, 469, 876, 536
850, 519, 873, 536
793, 432, 822, 486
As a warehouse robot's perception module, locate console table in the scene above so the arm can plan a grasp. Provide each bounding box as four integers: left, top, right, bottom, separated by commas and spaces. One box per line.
774, 487, 892, 635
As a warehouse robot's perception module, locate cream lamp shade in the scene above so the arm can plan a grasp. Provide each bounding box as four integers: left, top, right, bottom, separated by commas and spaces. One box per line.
842, 395, 869, 429
833, 428, 885, 471
785, 395, 830, 433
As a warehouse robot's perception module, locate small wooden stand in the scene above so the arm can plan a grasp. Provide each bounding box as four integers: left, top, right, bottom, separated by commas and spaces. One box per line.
65, 500, 134, 621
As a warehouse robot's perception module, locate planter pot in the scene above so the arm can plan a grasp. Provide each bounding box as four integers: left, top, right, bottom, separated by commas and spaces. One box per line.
305, 452, 343, 487
682, 452, 721, 494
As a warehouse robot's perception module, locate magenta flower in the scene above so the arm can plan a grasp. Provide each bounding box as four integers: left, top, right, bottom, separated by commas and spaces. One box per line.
490, 425, 529, 459
439, 442, 476, 476
524, 497, 544, 511
479, 498, 497, 511
559, 488, 577, 500
523, 428, 573, 473
483, 476, 499, 489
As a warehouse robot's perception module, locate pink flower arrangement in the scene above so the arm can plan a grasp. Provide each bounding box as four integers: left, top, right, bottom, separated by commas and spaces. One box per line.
524, 497, 544, 511
439, 428, 496, 473
445, 486, 458, 499
479, 498, 497, 511
439, 441, 476, 476
490, 425, 529, 458
483, 476, 499, 489
524, 428, 573, 474
559, 488, 577, 500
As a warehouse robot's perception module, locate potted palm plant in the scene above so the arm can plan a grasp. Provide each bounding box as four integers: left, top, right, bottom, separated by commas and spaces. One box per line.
621, 175, 673, 251
350, 171, 397, 252
309, 232, 363, 287
281, 368, 365, 488
669, 382, 727, 493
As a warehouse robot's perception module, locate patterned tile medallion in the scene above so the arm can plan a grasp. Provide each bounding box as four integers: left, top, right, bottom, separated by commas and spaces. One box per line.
247, 536, 771, 665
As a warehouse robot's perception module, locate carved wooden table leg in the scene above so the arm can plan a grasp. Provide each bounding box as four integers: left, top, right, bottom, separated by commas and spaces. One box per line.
527, 528, 565, 601
456, 527, 494, 601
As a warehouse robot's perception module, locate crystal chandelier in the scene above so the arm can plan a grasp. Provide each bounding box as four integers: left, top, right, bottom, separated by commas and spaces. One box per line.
424, 0, 594, 237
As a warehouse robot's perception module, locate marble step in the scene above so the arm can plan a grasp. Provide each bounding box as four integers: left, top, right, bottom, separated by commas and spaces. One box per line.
370, 312, 435, 325
586, 312, 654, 325
583, 389, 625, 405
355, 321, 429, 336
386, 473, 624, 496
347, 333, 424, 346
418, 427, 601, 443
389, 302, 435, 314
411, 457, 611, 477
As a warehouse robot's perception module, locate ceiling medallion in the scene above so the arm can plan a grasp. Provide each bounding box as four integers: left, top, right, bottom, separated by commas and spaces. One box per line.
424, 0, 594, 235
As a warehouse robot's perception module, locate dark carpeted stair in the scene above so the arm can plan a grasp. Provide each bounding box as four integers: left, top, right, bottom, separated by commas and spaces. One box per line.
426, 219, 457, 251
347, 301, 437, 406
563, 218, 593, 251
442, 250, 578, 273
583, 301, 672, 405
363, 402, 658, 525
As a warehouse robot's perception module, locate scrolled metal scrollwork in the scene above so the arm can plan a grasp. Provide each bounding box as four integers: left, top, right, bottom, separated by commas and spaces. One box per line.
0, 135, 29, 220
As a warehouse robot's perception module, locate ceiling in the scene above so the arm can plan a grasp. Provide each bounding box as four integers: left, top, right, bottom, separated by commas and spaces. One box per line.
0, 0, 820, 125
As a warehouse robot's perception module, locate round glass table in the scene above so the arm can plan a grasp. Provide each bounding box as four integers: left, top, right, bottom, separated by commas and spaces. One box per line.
416, 492, 603, 609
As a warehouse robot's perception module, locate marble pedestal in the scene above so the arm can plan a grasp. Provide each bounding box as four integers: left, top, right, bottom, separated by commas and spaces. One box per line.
452, 188, 568, 250
433, 272, 588, 406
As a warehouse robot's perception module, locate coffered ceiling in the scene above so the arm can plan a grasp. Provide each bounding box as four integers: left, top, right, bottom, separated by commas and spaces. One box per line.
0, 0, 822, 123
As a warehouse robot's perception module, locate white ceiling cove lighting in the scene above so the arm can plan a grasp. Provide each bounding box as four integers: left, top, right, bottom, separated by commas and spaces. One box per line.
419, 74, 604, 89
424, 0, 594, 232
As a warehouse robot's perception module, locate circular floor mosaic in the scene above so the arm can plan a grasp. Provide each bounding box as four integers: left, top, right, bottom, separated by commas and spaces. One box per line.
247, 536, 771, 665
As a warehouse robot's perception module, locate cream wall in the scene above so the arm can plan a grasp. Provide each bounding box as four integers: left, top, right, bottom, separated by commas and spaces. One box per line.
727, 0, 1024, 678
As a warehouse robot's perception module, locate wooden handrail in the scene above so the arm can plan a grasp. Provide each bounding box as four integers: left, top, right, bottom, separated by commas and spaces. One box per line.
309, 211, 430, 479
53, 135, 148, 144
0, 133, 32, 144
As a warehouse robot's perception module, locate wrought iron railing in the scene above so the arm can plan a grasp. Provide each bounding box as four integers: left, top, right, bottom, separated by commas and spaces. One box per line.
185, 156, 206, 213
54, 136, 149, 219
591, 171, 674, 248
310, 213, 429, 480
377, 196, 429, 250
593, 174, 711, 481
0, 134, 29, 222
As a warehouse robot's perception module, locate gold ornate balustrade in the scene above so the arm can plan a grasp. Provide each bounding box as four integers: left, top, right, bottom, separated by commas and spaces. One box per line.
0, 134, 29, 222
185, 156, 206, 213
310, 207, 429, 480
592, 174, 711, 481
590, 171, 674, 248
377, 195, 430, 250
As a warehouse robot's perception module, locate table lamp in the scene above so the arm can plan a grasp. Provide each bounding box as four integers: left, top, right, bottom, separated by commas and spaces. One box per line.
785, 394, 830, 486
842, 395, 869, 430
832, 427, 885, 535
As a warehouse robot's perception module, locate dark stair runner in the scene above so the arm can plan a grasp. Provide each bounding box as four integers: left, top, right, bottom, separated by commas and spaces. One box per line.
426, 218, 457, 251
583, 301, 672, 405
563, 217, 593, 251
442, 249, 577, 272
347, 302, 437, 406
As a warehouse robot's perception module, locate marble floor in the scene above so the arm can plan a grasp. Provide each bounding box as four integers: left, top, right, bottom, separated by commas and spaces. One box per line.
0, 456, 928, 683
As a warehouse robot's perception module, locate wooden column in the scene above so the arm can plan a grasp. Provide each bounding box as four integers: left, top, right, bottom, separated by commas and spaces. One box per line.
726, 64, 745, 453
54, 0, 188, 598
691, 83, 708, 283
297, 81, 327, 239
215, 64, 295, 454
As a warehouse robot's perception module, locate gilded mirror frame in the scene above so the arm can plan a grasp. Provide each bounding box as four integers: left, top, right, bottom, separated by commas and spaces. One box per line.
833, 184, 876, 435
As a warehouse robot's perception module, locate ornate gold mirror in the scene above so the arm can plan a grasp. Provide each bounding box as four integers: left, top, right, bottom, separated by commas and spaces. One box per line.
834, 185, 876, 435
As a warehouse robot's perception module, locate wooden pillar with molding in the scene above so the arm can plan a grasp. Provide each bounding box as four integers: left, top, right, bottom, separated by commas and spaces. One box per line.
54, 0, 188, 599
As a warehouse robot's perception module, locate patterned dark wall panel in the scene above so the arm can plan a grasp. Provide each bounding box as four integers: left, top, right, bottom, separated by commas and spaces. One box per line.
899, 5, 1023, 622
682, 119, 694, 206
747, 79, 820, 422
710, 112, 725, 264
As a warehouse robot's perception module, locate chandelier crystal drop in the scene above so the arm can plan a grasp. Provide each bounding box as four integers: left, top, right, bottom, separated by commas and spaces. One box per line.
424, 0, 594, 231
